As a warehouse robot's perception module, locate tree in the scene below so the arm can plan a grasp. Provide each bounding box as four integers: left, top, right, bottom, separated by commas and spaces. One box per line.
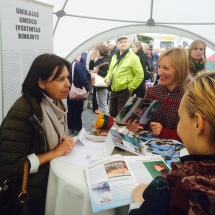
137, 35, 153, 44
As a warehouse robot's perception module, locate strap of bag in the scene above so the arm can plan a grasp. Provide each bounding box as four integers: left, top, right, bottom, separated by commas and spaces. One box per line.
22, 161, 28, 194
19, 161, 29, 203
71, 62, 76, 82
96, 61, 109, 68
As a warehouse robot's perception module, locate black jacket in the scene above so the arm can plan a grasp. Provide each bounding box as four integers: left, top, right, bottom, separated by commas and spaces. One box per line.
110, 46, 118, 60
89, 56, 110, 89
0, 94, 49, 202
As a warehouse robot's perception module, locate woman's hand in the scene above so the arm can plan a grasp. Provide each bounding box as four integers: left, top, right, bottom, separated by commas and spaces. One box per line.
54, 136, 75, 157
150, 122, 163, 135
126, 119, 140, 133
132, 183, 148, 203
91, 50, 97, 60
93, 67, 98, 74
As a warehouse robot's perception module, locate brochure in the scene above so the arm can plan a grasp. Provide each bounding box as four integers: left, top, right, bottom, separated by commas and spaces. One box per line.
115, 96, 162, 125
85, 154, 170, 212
103, 125, 184, 168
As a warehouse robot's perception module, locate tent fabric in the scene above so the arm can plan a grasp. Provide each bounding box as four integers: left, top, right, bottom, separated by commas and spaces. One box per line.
35, 0, 215, 60
207, 54, 215, 62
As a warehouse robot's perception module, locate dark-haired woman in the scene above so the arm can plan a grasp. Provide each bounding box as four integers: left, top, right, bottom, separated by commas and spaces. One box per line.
0, 54, 75, 215
89, 44, 110, 115
132, 42, 147, 98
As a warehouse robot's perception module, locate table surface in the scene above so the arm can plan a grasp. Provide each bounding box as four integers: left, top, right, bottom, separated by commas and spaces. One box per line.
45, 147, 133, 215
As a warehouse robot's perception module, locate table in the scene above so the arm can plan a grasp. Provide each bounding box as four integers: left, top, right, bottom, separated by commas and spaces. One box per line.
45, 148, 132, 215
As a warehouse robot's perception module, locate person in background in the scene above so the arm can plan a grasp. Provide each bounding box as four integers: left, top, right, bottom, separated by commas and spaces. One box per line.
184, 45, 189, 54
67, 55, 89, 134
132, 42, 147, 97
108, 40, 118, 60
86, 46, 96, 110
0, 54, 75, 215
153, 48, 166, 85
89, 44, 110, 115
129, 72, 215, 215
81, 50, 91, 110
142, 43, 154, 79
188, 39, 207, 82
104, 36, 144, 117
153, 48, 159, 73
126, 48, 189, 141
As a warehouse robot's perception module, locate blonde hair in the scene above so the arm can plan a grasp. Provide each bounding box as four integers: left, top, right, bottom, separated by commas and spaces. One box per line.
184, 72, 215, 142
157, 48, 189, 85
188, 40, 206, 69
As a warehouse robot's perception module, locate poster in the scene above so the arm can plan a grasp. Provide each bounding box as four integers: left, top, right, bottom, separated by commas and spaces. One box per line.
0, 0, 53, 121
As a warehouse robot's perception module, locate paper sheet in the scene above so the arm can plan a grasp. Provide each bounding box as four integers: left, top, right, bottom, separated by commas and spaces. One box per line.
57, 128, 104, 166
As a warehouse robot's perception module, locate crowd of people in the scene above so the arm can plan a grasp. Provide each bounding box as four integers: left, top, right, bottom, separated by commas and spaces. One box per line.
0, 36, 213, 215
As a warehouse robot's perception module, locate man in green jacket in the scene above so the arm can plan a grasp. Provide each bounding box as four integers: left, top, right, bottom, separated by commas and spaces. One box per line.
104, 36, 144, 117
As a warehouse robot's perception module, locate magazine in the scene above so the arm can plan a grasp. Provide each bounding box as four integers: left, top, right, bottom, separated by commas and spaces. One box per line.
85, 154, 170, 212
103, 125, 184, 168
115, 96, 162, 125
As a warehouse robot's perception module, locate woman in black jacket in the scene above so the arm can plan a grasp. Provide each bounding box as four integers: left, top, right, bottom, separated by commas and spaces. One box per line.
132, 42, 147, 97
89, 44, 110, 115
0, 54, 75, 215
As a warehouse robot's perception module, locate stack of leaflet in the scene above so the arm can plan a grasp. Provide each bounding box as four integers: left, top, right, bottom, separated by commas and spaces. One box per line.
108, 126, 184, 168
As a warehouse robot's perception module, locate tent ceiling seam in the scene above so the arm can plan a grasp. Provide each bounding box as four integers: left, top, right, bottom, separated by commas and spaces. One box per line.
53, 0, 69, 35
55, 14, 215, 25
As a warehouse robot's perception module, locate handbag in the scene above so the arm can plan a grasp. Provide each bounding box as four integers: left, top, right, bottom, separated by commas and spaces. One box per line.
69, 62, 89, 101
91, 62, 109, 88
91, 73, 107, 87
0, 161, 32, 215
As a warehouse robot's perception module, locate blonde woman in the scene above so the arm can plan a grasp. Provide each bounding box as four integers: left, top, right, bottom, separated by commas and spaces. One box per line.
129, 72, 215, 215
188, 40, 207, 81
127, 48, 189, 141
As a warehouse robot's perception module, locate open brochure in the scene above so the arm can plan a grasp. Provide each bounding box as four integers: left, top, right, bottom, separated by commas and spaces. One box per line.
85, 154, 170, 212
115, 96, 162, 125
103, 125, 184, 167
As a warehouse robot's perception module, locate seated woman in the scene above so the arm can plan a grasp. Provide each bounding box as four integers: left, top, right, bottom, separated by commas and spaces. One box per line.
127, 48, 189, 141
129, 72, 215, 215
188, 39, 207, 82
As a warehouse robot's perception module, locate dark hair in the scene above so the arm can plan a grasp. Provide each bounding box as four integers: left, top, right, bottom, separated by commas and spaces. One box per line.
96, 44, 109, 57
22, 54, 70, 102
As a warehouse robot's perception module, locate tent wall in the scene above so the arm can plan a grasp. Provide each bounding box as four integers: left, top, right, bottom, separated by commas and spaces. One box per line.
45, 0, 215, 59
66, 24, 215, 62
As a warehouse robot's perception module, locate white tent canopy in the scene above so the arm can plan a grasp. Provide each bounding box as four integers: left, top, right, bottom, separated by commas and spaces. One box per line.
37, 0, 215, 61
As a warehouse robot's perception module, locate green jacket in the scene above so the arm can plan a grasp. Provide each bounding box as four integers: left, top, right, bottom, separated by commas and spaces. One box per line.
104, 52, 144, 92
0, 94, 49, 202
